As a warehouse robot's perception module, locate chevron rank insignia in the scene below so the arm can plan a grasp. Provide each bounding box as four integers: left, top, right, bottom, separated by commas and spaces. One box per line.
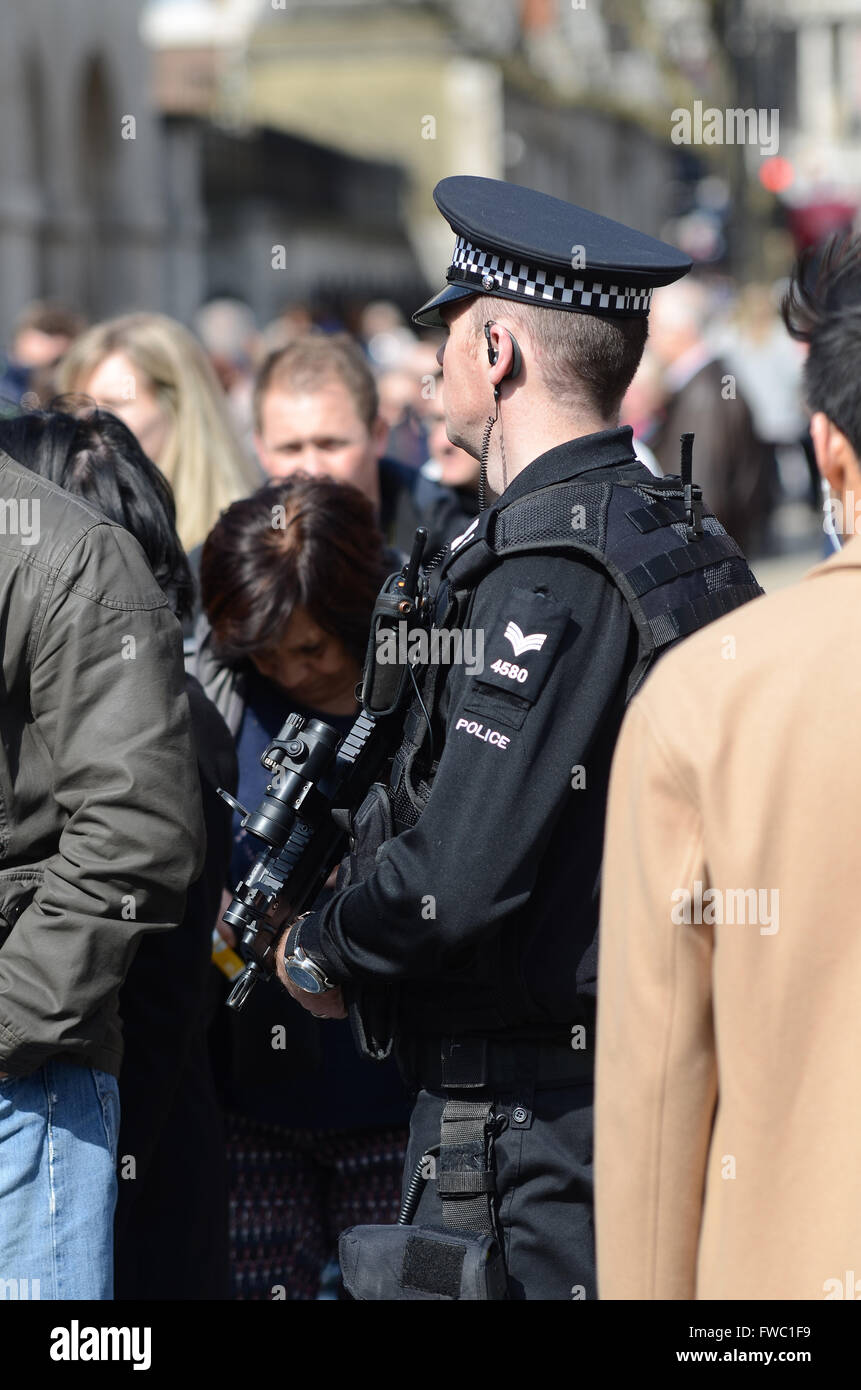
504, 621, 548, 656
477, 586, 572, 705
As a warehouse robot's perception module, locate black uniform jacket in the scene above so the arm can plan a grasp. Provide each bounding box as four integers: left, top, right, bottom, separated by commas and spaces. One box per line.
300, 428, 641, 1038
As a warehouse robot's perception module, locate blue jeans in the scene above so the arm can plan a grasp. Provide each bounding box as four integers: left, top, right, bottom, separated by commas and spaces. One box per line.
0, 1058, 119, 1300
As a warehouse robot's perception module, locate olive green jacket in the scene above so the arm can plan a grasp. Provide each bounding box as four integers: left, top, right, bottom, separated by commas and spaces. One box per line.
0, 452, 205, 1077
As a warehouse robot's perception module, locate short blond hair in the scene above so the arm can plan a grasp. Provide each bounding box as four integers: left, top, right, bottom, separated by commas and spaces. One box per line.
253, 333, 378, 434
57, 312, 260, 552
467, 297, 647, 421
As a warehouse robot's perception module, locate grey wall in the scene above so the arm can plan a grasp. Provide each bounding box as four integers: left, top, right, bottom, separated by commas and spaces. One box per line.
0, 0, 204, 342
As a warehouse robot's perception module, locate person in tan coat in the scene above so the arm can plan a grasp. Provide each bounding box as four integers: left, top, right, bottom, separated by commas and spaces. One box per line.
595, 233, 861, 1301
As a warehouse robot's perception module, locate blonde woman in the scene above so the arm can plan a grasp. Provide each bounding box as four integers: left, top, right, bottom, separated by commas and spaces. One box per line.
57, 312, 261, 552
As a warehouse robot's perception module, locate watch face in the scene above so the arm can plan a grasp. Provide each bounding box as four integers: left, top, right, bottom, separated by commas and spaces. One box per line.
285, 960, 326, 994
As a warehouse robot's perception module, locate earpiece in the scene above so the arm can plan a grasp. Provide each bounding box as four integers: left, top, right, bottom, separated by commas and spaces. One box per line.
484, 321, 498, 366
484, 321, 522, 381
508, 332, 522, 379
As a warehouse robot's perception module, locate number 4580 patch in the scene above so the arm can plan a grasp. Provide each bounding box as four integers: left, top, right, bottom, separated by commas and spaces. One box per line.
477, 587, 572, 704
489, 658, 529, 685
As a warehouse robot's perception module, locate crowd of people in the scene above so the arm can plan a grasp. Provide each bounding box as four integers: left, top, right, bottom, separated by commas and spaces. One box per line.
0, 198, 842, 1303
0, 295, 486, 1301
0, 276, 813, 567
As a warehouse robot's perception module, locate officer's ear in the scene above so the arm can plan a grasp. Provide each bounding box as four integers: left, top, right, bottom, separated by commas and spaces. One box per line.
484, 321, 523, 392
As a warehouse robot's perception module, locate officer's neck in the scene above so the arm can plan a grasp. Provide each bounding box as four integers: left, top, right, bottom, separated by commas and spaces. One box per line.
488, 396, 615, 491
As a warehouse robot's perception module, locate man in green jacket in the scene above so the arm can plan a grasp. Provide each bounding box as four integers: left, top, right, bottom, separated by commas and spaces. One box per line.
0, 444, 205, 1300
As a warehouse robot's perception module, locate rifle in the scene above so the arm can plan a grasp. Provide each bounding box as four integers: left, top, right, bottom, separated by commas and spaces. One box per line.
218, 528, 431, 1039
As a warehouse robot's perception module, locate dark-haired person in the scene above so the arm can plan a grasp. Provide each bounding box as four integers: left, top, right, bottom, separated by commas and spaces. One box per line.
188, 474, 411, 1300
4, 406, 235, 1300
270, 178, 762, 1301
0, 410, 204, 1300
252, 333, 453, 559
595, 233, 861, 1299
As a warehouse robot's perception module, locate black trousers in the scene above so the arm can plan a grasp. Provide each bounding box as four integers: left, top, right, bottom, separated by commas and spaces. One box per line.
401, 1080, 595, 1300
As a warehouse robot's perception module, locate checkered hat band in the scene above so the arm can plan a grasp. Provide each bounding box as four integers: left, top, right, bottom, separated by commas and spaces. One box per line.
448, 236, 654, 314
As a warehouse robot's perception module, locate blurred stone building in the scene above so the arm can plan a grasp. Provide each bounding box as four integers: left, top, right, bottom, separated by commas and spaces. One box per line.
0, 0, 757, 342
0, 0, 202, 340
144, 0, 687, 323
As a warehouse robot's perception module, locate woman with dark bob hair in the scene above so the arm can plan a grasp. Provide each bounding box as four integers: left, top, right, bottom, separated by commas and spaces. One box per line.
198, 474, 383, 720
189, 473, 410, 1301
0, 405, 235, 1300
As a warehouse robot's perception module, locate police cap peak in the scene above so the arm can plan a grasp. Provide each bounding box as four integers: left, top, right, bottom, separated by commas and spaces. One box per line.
413, 175, 691, 328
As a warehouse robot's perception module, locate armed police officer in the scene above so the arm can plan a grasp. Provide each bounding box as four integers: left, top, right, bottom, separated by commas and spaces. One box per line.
273, 178, 762, 1300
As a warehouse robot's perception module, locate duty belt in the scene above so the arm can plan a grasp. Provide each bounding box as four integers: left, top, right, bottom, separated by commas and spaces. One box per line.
399, 1034, 593, 1092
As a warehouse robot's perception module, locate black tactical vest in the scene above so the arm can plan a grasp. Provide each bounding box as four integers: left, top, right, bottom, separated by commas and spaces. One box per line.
389, 461, 762, 835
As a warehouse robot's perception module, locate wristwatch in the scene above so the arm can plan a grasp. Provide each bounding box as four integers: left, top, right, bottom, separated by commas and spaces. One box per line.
284, 920, 336, 995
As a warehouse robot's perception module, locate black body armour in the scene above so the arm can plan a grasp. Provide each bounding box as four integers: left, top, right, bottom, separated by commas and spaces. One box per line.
389, 461, 762, 836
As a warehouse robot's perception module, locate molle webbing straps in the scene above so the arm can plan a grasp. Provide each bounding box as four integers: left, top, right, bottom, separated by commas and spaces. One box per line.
487, 475, 763, 699
391, 468, 764, 818
438, 1097, 496, 1237
648, 582, 763, 646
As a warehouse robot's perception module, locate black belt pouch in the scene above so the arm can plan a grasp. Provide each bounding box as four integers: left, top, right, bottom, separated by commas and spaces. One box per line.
339, 1224, 507, 1301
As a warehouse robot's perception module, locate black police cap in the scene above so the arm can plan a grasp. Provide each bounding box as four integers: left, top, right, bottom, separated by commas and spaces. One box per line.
413, 176, 692, 328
